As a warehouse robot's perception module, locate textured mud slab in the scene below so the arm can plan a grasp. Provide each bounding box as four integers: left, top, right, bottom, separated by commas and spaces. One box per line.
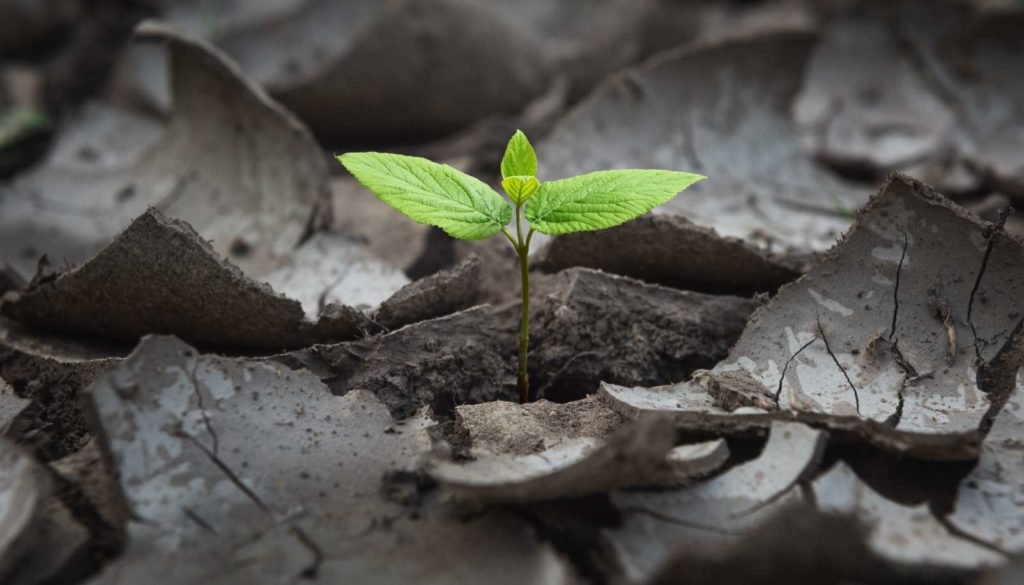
374, 254, 481, 330
810, 462, 1002, 570
152, 0, 663, 143
537, 31, 864, 255
0, 22, 330, 276
685, 175, 1024, 435
796, 2, 1024, 194
82, 335, 574, 585
530, 268, 758, 401
2, 210, 347, 350
429, 398, 728, 503
605, 422, 826, 582
948, 374, 1024, 554
1, 209, 415, 350
533, 214, 800, 295
598, 382, 982, 461
308, 306, 514, 419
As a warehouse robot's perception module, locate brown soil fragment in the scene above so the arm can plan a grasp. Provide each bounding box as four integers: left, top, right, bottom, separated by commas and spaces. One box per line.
533, 214, 800, 296
530, 268, 759, 401
453, 397, 624, 457
311, 306, 514, 419
429, 398, 727, 503
0, 209, 406, 352
374, 254, 481, 330
2, 210, 315, 350
645, 505, 967, 585
0, 319, 122, 460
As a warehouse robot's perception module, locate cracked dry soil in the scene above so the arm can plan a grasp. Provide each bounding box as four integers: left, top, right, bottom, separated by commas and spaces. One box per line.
2, 1, 1024, 584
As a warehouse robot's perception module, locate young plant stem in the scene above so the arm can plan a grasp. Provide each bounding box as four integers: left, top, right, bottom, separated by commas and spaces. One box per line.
511, 203, 533, 403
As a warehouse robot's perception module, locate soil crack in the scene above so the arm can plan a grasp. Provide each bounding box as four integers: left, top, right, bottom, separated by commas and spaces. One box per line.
817, 314, 860, 415
774, 337, 818, 403
181, 432, 325, 578
967, 209, 1011, 362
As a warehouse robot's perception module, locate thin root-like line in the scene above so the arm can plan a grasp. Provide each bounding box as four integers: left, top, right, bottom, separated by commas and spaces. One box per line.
774, 338, 818, 403
183, 507, 217, 535
188, 358, 219, 457
967, 209, 1011, 362
182, 433, 323, 578
888, 234, 909, 342
817, 313, 860, 415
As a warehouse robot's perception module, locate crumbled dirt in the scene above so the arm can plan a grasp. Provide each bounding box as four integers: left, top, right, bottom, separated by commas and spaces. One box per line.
453, 397, 625, 457
0, 323, 122, 460
530, 268, 759, 401
313, 306, 515, 419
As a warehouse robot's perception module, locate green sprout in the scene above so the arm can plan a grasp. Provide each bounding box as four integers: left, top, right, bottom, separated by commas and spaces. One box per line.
338, 131, 704, 403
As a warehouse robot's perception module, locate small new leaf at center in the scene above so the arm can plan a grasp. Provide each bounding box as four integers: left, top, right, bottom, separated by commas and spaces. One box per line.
502, 175, 540, 205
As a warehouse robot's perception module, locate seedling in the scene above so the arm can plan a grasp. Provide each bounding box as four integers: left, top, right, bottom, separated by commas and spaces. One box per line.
339, 131, 704, 403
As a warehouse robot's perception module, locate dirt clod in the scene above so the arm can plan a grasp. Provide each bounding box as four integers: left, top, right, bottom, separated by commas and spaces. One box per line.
530, 268, 759, 402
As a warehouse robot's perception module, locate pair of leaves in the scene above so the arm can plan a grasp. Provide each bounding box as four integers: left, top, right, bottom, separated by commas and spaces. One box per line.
338, 131, 704, 240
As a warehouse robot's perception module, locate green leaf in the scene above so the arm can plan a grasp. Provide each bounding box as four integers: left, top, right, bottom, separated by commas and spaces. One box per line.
525, 169, 705, 235
339, 152, 512, 240
501, 175, 540, 205
500, 130, 537, 179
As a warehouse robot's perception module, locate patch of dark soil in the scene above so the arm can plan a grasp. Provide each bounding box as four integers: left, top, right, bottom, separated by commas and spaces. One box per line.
1, 210, 390, 352
0, 346, 116, 460
530, 268, 759, 402
313, 306, 514, 420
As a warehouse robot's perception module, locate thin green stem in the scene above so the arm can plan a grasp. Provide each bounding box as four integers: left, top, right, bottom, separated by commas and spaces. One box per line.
500, 227, 518, 248
514, 205, 530, 403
